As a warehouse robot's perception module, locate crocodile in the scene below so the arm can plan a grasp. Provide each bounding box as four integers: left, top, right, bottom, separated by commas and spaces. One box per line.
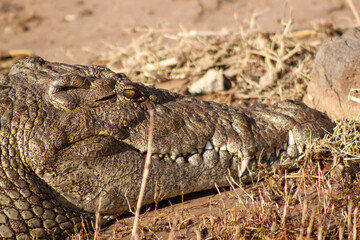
0, 56, 334, 239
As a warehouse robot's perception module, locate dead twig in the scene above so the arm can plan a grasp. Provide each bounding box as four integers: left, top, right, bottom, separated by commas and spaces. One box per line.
130, 109, 155, 240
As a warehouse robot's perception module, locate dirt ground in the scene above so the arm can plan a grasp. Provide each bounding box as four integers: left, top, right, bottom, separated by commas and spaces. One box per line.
1, 0, 360, 239
0, 0, 359, 65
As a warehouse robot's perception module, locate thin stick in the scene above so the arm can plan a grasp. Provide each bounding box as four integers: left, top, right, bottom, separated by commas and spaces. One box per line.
130, 109, 155, 240
298, 199, 307, 239
347, 199, 353, 235
306, 210, 315, 239
346, 0, 360, 26
352, 207, 358, 240
93, 196, 102, 240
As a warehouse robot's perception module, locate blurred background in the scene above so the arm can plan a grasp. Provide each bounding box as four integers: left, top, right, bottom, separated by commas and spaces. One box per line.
0, 0, 358, 64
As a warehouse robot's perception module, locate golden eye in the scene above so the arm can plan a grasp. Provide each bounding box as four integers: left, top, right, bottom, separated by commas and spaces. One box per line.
122, 89, 143, 99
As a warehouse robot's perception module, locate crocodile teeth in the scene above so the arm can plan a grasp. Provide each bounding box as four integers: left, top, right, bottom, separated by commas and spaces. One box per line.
238, 158, 250, 177
205, 141, 213, 150
283, 142, 288, 150
298, 145, 303, 154
220, 146, 227, 151
288, 130, 295, 145
276, 148, 281, 157
170, 154, 177, 160
214, 146, 220, 151
158, 154, 164, 158
176, 157, 185, 164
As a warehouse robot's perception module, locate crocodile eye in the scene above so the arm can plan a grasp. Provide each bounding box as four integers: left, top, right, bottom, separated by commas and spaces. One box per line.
122, 89, 143, 100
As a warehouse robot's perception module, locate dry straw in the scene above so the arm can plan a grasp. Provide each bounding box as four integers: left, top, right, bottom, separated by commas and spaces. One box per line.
77, 19, 360, 239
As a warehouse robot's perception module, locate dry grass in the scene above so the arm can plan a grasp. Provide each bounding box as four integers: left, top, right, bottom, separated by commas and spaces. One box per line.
0, 18, 346, 239
0, 4, 358, 240
87, 22, 360, 239
91, 19, 360, 239
94, 19, 341, 107
101, 119, 359, 240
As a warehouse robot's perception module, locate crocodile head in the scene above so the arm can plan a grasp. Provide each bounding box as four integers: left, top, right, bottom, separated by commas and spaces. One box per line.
6, 56, 334, 221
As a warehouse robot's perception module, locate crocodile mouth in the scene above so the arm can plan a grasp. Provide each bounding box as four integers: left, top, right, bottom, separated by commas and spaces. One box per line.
145, 130, 304, 179
59, 129, 303, 180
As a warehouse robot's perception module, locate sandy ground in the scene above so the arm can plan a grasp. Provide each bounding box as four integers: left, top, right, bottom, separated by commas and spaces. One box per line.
0, 0, 359, 64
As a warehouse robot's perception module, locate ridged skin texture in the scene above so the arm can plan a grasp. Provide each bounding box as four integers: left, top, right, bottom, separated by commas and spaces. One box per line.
0, 56, 334, 239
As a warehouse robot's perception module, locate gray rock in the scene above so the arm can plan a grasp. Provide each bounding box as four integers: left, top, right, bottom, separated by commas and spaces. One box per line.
304, 27, 360, 119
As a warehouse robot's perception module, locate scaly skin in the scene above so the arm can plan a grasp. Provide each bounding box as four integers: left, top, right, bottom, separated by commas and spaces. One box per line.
0, 56, 334, 239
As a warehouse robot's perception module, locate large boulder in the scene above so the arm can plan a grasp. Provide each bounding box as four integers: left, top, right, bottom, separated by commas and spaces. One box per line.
304, 28, 360, 120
